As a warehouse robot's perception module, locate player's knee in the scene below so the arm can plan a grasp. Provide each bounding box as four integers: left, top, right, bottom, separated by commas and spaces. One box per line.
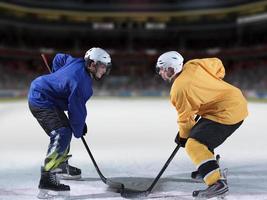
185, 138, 201, 164
185, 138, 214, 165
185, 138, 199, 155
57, 127, 72, 138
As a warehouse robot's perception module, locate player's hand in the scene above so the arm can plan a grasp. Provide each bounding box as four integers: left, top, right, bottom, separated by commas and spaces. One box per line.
175, 132, 187, 147
83, 123, 87, 136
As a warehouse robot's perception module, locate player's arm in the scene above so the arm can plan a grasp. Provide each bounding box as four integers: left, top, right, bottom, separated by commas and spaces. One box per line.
67, 84, 87, 138
171, 87, 199, 139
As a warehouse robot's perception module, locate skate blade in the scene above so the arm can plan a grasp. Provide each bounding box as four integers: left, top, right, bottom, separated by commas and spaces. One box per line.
194, 191, 229, 200
216, 191, 229, 199
37, 189, 70, 199
57, 173, 81, 180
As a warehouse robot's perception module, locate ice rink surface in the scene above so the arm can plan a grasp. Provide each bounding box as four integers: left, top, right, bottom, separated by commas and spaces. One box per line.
0, 98, 267, 200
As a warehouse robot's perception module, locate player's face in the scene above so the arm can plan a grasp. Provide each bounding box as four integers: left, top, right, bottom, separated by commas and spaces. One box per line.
158, 67, 174, 81
95, 63, 107, 79
88, 62, 107, 79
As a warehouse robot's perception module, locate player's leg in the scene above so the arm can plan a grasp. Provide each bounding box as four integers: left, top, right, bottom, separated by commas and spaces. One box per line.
47, 109, 82, 180
29, 105, 73, 198
185, 118, 243, 199
38, 127, 72, 198
29, 105, 82, 179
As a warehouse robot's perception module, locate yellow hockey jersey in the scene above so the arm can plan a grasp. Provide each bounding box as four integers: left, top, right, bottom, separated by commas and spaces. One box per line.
170, 58, 248, 139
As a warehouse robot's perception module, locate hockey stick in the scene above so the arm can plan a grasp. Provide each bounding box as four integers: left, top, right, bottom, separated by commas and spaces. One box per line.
41, 54, 52, 73
40, 53, 125, 191
120, 115, 201, 198
81, 137, 125, 191
120, 144, 180, 198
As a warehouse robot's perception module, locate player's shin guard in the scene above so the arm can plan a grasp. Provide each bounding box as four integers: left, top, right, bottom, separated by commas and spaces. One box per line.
185, 138, 221, 185
44, 127, 72, 171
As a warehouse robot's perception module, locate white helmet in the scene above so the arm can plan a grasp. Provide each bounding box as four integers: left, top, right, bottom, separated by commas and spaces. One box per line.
84, 47, 111, 64
84, 47, 112, 75
156, 51, 184, 74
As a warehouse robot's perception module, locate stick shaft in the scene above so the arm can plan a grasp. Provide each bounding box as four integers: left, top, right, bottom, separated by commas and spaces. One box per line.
145, 115, 200, 193
81, 136, 107, 182
41, 54, 52, 73
147, 144, 180, 192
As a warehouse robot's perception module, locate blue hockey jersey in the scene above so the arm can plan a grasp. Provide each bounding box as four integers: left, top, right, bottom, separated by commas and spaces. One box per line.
28, 53, 93, 138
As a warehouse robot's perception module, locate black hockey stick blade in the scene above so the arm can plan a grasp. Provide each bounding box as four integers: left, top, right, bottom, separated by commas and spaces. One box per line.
105, 179, 125, 192
120, 116, 199, 198
121, 188, 150, 198
120, 145, 181, 198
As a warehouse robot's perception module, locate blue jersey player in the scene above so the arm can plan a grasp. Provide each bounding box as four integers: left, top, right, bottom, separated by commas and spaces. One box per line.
28, 47, 112, 198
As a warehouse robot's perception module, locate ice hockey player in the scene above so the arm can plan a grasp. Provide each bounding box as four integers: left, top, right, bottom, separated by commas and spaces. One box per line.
155, 51, 248, 199
28, 47, 112, 198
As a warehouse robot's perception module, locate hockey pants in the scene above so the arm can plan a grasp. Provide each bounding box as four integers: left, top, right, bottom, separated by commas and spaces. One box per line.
29, 104, 72, 171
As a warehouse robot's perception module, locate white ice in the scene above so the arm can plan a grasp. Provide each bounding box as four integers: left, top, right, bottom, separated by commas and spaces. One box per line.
0, 98, 267, 200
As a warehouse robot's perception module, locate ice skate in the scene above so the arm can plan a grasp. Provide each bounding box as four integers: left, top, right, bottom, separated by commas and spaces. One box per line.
37, 168, 70, 199
56, 160, 81, 180
192, 179, 228, 199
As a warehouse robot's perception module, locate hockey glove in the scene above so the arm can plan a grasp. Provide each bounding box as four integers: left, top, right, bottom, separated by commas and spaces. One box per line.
175, 132, 187, 148
83, 123, 87, 136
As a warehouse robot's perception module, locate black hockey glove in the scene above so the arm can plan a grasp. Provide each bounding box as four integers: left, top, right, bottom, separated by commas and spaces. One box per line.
83, 123, 87, 136
175, 132, 187, 148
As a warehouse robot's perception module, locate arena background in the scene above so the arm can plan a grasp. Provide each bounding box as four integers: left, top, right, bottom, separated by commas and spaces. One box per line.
0, 0, 267, 99
0, 1, 267, 200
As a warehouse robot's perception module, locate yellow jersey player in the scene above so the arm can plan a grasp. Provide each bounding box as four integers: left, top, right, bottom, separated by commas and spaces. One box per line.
155, 51, 248, 199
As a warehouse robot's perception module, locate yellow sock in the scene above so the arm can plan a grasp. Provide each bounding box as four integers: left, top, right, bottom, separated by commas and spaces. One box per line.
185, 138, 221, 185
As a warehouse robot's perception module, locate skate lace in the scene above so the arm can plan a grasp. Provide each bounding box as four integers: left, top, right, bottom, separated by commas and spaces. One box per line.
50, 174, 60, 186
66, 164, 70, 174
